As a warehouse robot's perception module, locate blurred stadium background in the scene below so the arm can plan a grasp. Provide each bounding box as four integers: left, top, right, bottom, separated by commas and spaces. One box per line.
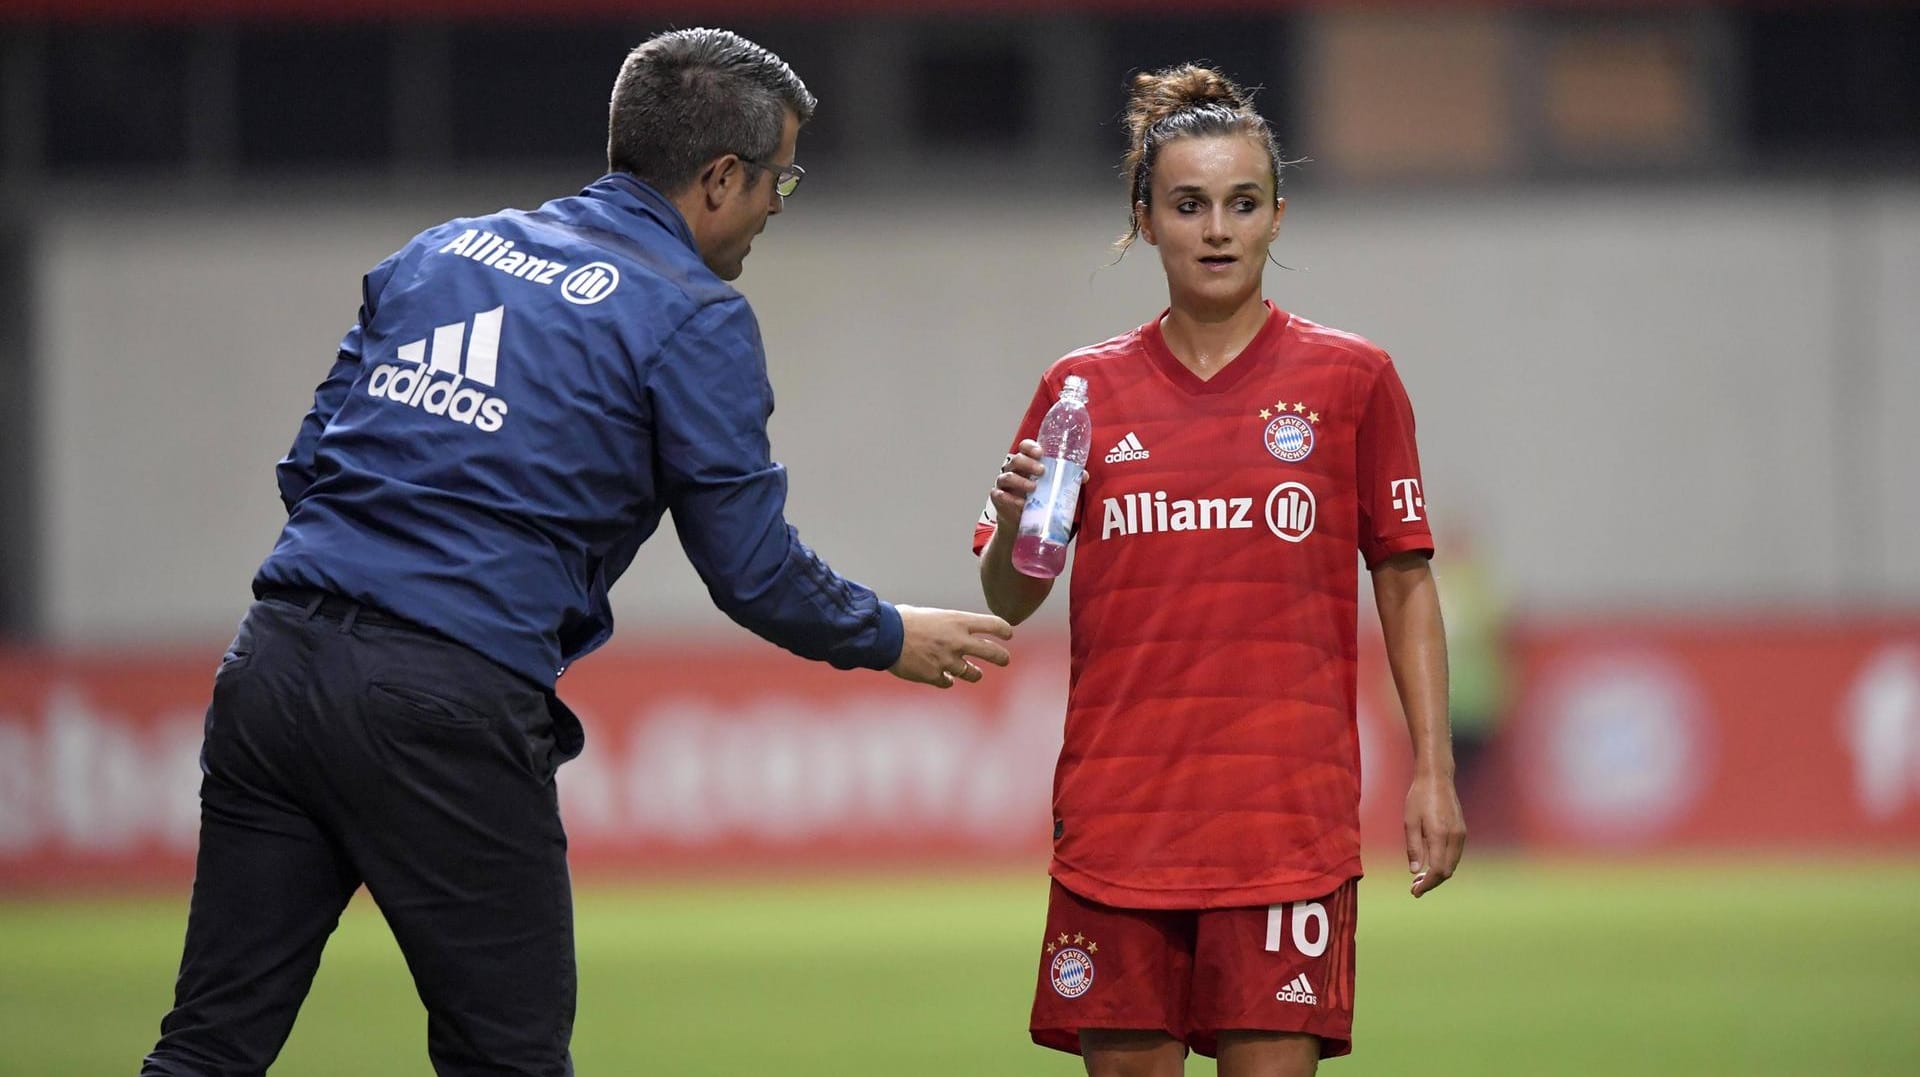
2, 1, 1918, 1074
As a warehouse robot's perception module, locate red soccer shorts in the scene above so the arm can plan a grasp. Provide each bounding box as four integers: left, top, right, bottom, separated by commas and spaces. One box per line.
1029, 877, 1358, 1059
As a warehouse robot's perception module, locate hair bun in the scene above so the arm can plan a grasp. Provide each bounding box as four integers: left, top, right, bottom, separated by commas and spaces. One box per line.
1125, 64, 1252, 144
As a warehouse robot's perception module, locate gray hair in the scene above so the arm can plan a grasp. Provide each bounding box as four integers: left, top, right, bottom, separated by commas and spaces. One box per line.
607, 28, 817, 195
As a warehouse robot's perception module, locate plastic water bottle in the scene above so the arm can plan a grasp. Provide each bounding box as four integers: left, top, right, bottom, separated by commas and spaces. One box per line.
1013, 375, 1091, 578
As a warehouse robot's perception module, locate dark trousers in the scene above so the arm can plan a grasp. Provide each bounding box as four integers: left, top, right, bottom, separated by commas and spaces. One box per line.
143, 593, 576, 1077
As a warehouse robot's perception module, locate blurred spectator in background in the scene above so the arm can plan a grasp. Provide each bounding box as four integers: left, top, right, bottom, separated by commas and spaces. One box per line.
1432, 517, 1512, 822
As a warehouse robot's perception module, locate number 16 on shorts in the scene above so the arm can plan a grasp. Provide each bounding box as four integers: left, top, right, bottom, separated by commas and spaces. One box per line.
1260, 882, 1357, 1013
1265, 899, 1330, 958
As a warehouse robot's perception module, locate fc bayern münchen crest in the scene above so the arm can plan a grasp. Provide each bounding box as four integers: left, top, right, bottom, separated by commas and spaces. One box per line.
1264, 413, 1315, 463
1050, 947, 1094, 998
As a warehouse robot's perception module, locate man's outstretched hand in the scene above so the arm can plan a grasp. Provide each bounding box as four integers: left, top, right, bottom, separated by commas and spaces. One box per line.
889, 606, 1014, 688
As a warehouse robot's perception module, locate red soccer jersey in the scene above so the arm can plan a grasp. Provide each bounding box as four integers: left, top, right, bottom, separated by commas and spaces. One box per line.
974, 303, 1434, 909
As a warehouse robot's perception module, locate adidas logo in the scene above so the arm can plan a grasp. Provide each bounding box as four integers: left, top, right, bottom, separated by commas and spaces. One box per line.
1275, 974, 1317, 1005
1104, 432, 1151, 464
364, 306, 511, 433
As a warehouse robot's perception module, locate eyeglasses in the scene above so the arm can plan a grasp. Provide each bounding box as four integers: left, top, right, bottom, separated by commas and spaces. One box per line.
738, 156, 805, 199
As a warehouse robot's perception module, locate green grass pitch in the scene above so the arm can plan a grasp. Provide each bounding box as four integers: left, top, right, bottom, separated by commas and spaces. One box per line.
3, 859, 1917, 1075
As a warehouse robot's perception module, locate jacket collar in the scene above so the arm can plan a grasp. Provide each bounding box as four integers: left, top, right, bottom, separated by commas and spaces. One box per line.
580, 172, 699, 254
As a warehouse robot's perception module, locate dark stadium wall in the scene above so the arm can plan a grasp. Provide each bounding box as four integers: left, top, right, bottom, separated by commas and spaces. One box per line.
0, 217, 34, 640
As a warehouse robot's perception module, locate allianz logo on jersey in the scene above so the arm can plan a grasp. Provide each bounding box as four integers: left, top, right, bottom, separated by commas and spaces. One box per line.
1100, 482, 1317, 543
439, 229, 620, 306
365, 306, 510, 433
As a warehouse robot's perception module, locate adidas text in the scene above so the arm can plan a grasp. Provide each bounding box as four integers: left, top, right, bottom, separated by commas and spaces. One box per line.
1105, 432, 1151, 464
366, 306, 511, 433
1275, 974, 1318, 1005
439, 229, 567, 286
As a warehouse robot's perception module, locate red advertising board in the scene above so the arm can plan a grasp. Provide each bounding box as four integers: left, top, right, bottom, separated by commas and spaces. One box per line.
2, 620, 1917, 891
1496, 619, 1920, 851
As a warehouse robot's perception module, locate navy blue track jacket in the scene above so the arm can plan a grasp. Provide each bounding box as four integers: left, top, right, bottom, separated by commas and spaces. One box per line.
256, 173, 904, 687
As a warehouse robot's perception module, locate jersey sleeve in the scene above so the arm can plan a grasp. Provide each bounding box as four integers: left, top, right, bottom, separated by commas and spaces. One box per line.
655, 297, 903, 671
274, 250, 401, 513
972, 373, 1058, 555
1354, 358, 1435, 567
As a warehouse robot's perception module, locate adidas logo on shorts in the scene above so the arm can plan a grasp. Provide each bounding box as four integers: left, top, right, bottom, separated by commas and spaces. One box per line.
1275, 973, 1317, 1005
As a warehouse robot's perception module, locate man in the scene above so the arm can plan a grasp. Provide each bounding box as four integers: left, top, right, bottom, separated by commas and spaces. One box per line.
143, 28, 1012, 1077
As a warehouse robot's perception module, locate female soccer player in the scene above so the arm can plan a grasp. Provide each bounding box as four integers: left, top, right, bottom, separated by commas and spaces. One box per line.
974, 65, 1465, 1076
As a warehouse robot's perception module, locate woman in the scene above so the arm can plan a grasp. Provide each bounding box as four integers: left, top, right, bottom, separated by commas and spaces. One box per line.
973, 65, 1465, 1076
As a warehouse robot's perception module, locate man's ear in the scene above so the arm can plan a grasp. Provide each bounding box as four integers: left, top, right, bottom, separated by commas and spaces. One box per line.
701, 156, 740, 211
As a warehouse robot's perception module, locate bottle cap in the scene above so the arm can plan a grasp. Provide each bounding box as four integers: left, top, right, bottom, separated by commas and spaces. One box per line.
1062, 374, 1088, 400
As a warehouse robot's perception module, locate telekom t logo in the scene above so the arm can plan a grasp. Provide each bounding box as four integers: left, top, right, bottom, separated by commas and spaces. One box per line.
1390, 478, 1425, 522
